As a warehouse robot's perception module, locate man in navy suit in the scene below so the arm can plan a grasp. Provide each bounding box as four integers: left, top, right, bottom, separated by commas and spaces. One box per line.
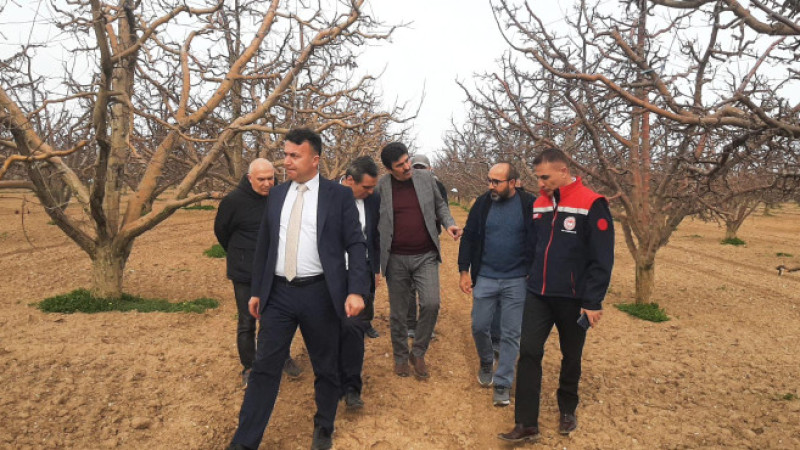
228, 128, 370, 450
339, 156, 381, 411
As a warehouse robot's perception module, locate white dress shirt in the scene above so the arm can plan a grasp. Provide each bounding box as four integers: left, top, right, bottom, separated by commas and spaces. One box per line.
344, 197, 367, 270
275, 173, 323, 277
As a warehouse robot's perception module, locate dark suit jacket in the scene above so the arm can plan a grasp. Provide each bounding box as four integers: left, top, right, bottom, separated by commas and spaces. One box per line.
363, 193, 380, 278
251, 176, 370, 319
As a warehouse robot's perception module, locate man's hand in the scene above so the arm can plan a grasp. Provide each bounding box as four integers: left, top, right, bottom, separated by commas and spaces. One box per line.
459, 272, 473, 294
375, 273, 382, 288
446, 225, 462, 241
345, 294, 365, 317
580, 308, 603, 328
249, 296, 261, 319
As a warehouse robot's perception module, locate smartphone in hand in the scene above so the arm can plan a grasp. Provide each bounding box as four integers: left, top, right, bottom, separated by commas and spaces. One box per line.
577, 313, 591, 331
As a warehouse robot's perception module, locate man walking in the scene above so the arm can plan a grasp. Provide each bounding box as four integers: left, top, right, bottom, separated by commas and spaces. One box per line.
377, 142, 460, 380
213, 158, 302, 388
499, 148, 614, 442
228, 128, 369, 450
338, 156, 381, 410
406, 154, 448, 338
458, 162, 535, 407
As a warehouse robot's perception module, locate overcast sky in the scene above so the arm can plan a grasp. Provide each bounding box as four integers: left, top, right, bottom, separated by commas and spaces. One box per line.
356, 1, 520, 159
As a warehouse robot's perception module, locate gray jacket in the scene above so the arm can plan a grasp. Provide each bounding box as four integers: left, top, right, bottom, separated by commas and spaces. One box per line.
377, 169, 456, 275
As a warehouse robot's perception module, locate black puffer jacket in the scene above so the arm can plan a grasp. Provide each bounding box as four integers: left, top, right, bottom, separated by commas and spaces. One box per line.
214, 176, 267, 282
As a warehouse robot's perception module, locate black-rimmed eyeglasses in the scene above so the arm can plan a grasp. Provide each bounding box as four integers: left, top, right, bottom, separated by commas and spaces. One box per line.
487, 178, 509, 187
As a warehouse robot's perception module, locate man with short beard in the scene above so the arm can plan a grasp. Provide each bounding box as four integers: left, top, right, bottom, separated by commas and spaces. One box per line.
377, 142, 461, 380
458, 162, 536, 407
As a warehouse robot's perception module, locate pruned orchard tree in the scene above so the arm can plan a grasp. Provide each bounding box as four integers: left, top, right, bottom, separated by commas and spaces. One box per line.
450, 0, 800, 303
0, 0, 397, 298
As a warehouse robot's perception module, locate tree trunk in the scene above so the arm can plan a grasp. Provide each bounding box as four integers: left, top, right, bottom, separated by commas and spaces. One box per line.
724, 220, 741, 240
635, 258, 655, 304
90, 244, 127, 299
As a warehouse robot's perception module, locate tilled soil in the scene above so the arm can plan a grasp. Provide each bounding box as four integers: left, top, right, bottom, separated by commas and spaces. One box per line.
1, 192, 799, 449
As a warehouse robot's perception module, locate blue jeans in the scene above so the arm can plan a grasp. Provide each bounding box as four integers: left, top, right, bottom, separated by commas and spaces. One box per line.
471, 275, 526, 388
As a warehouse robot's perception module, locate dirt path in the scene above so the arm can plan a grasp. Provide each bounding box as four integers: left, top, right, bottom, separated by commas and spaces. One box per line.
1, 194, 799, 449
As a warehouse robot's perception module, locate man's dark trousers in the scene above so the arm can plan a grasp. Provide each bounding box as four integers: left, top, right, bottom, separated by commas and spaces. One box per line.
232, 281, 256, 369
339, 293, 373, 394
515, 292, 587, 427
232, 278, 340, 449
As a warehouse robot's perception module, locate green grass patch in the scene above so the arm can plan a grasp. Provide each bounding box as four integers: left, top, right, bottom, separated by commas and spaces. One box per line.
721, 237, 746, 246
777, 252, 793, 257
688, 234, 703, 239
614, 302, 670, 322
781, 393, 798, 401
182, 204, 215, 211
36, 289, 218, 314
448, 201, 470, 212
204, 244, 226, 258
47, 220, 57, 225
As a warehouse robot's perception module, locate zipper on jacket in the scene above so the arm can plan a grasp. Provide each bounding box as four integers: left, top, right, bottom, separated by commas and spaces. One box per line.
541, 197, 558, 295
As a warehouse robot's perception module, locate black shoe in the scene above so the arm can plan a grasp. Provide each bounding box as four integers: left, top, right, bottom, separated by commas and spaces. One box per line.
311, 426, 333, 450
283, 357, 303, 378
344, 390, 364, 410
365, 327, 380, 339
498, 423, 540, 442
559, 412, 578, 435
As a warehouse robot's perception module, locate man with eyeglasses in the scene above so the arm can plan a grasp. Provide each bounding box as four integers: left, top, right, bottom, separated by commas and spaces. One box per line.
458, 162, 536, 407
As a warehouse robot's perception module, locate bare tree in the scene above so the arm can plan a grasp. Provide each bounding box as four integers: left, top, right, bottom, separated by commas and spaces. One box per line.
0, 0, 397, 298
449, 0, 800, 303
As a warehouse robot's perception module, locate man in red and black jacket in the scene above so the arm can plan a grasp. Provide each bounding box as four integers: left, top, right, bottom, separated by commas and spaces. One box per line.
499, 147, 614, 443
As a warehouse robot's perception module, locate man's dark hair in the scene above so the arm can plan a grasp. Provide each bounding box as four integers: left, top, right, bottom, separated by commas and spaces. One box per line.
532, 147, 569, 166
285, 128, 322, 156
496, 161, 519, 181
380, 142, 408, 169
345, 156, 379, 183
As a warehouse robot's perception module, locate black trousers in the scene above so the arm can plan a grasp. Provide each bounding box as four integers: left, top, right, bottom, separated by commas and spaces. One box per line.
338, 293, 374, 394
232, 281, 256, 371
232, 278, 341, 449
515, 292, 587, 427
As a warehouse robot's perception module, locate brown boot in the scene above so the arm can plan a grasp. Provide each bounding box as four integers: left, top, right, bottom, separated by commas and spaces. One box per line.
409, 353, 429, 379
498, 423, 540, 442
394, 359, 410, 377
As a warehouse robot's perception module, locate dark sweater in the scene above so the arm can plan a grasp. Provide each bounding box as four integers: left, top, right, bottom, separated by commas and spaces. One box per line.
213, 176, 267, 283
389, 176, 436, 255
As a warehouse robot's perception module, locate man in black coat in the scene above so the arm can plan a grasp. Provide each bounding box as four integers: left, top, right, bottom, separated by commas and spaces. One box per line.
214, 158, 302, 388
339, 156, 381, 410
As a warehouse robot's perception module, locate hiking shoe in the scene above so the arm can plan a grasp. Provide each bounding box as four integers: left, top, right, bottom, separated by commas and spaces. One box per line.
241, 368, 252, 390
283, 357, 303, 378
493, 386, 511, 407
478, 363, 493, 388
365, 327, 380, 339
